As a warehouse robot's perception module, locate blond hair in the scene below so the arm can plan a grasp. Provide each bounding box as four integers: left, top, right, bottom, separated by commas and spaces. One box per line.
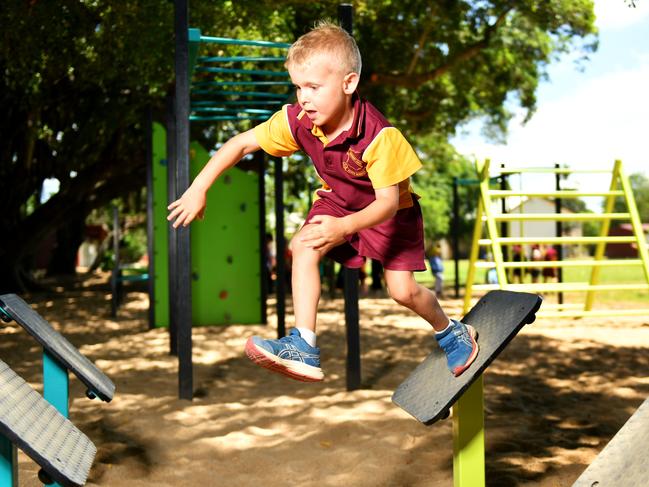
286, 21, 362, 75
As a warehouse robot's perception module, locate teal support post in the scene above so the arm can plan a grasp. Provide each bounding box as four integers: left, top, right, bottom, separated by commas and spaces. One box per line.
453, 375, 485, 487
42, 350, 69, 487
43, 351, 69, 418
0, 436, 17, 486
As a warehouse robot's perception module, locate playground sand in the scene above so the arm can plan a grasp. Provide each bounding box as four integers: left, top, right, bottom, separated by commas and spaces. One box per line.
5, 274, 649, 486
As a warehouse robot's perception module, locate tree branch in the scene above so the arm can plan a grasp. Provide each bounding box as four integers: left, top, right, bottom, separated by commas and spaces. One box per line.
370, 7, 513, 89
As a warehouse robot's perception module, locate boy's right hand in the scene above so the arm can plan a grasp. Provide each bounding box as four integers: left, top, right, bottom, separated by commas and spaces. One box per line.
167, 186, 207, 228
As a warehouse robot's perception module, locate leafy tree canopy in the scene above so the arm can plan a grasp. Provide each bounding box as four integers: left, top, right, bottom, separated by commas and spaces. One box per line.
0, 0, 598, 290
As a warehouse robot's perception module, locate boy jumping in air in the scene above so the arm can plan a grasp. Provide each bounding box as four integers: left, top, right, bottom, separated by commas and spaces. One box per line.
167, 22, 479, 382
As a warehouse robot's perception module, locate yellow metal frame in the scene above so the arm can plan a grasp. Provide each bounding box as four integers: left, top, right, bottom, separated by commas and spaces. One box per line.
464, 160, 649, 317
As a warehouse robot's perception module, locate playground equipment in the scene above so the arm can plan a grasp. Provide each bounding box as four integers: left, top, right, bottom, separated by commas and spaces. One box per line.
572, 396, 649, 486
0, 294, 114, 486
110, 205, 150, 321
464, 160, 649, 317
393, 290, 542, 487
168, 3, 364, 399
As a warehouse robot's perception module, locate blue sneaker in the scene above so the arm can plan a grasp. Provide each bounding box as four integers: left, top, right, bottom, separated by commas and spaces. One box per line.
244, 328, 324, 382
435, 320, 479, 377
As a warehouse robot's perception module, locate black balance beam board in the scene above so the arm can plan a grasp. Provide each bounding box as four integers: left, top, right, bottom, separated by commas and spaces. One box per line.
0, 360, 96, 487
572, 396, 649, 487
392, 290, 542, 425
0, 294, 115, 402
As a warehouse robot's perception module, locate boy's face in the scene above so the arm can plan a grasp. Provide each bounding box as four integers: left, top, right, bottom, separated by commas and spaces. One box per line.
288, 53, 359, 134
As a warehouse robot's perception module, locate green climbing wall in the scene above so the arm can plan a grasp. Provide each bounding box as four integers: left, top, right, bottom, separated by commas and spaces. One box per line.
151, 123, 262, 327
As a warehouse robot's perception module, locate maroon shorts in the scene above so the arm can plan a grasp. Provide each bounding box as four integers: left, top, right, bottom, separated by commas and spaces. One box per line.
305, 197, 426, 271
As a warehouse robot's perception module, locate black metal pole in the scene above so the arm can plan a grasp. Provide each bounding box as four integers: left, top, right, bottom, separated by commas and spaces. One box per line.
338, 2, 361, 391
555, 163, 564, 304
452, 177, 460, 298
145, 107, 155, 329
165, 95, 178, 356
257, 152, 268, 325
174, 0, 193, 401
274, 156, 286, 338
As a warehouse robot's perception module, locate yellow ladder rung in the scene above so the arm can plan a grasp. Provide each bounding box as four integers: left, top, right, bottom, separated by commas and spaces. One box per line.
538, 309, 649, 318
541, 303, 585, 310
478, 236, 637, 245
474, 259, 643, 269
498, 168, 614, 175
487, 190, 624, 198
488, 213, 630, 222
473, 283, 649, 292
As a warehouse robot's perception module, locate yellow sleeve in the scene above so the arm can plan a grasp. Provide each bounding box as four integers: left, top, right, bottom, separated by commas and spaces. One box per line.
363, 127, 422, 188
253, 105, 300, 157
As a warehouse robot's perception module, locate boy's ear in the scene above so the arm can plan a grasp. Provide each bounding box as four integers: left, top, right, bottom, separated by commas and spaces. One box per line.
342, 72, 360, 94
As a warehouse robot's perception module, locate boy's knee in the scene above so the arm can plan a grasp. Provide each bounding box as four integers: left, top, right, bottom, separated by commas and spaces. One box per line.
387, 283, 419, 308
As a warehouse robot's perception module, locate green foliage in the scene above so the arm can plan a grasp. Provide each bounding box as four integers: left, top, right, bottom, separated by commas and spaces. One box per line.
613, 173, 649, 223
0, 0, 598, 287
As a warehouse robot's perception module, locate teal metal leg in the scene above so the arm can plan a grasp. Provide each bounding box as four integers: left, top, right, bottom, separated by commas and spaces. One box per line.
0, 436, 17, 486
453, 375, 485, 487
43, 350, 68, 486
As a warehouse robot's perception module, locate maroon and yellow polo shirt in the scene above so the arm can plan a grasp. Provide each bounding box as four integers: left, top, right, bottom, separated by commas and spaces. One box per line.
253, 94, 426, 271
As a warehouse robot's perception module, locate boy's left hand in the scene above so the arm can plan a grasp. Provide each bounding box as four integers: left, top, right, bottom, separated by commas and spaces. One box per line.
300, 215, 347, 253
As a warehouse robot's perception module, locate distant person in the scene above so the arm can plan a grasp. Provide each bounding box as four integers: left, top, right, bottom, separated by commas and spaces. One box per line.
511, 244, 524, 283
542, 245, 559, 283
428, 243, 444, 298
530, 244, 543, 283
167, 22, 479, 381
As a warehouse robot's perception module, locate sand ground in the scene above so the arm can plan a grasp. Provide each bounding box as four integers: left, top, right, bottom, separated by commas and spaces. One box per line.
4, 273, 648, 486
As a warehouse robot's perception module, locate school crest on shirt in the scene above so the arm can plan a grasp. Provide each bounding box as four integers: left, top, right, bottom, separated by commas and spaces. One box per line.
342, 149, 367, 177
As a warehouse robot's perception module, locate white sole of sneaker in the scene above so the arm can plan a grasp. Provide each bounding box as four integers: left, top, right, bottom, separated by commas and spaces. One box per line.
244, 338, 325, 382
452, 325, 479, 377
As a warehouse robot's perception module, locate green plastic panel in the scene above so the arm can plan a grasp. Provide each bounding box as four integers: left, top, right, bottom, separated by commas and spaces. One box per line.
152, 125, 261, 326
152, 123, 170, 328
190, 142, 261, 325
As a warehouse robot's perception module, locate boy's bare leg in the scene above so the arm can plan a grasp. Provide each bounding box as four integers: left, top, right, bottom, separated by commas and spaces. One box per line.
290, 224, 324, 332
383, 269, 449, 331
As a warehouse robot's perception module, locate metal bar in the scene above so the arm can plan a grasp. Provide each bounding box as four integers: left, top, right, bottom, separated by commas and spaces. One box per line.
175, 0, 193, 401
191, 89, 289, 99
344, 267, 361, 391
197, 56, 285, 63
488, 190, 624, 198
488, 213, 631, 221
453, 177, 460, 298
145, 107, 155, 329
539, 309, 649, 318
274, 157, 286, 338
471, 283, 649, 292
256, 152, 267, 325
192, 100, 283, 106
478, 236, 637, 245
199, 35, 291, 48
192, 81, 292, 87
498, 167, 612, 175
166, 95, 178, 353
196, 66, 290, 77
453, 376, 485, 487
474, 259, 644, 268
190, 115, 269, 122
0, 437, 16, 486
43, 351, 69, 418
192, 107, 273, 114
555, 163, 564, 305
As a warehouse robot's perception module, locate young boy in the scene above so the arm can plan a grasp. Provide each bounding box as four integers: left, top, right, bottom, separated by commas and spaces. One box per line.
167, 22, 478, 382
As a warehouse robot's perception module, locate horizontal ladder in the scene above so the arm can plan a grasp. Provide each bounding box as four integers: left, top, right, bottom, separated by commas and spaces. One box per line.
474, 259, 644, 269
478, 236, 637, 245
487, 190, 624, 198
471, 283, 649, 292
487, 213, 631, 221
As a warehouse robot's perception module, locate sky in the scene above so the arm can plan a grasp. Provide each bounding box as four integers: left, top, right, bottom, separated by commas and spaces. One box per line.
452, 0, 649, 186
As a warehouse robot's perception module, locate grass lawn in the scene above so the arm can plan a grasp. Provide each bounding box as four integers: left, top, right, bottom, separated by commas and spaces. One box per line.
416, 258, 649, 306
